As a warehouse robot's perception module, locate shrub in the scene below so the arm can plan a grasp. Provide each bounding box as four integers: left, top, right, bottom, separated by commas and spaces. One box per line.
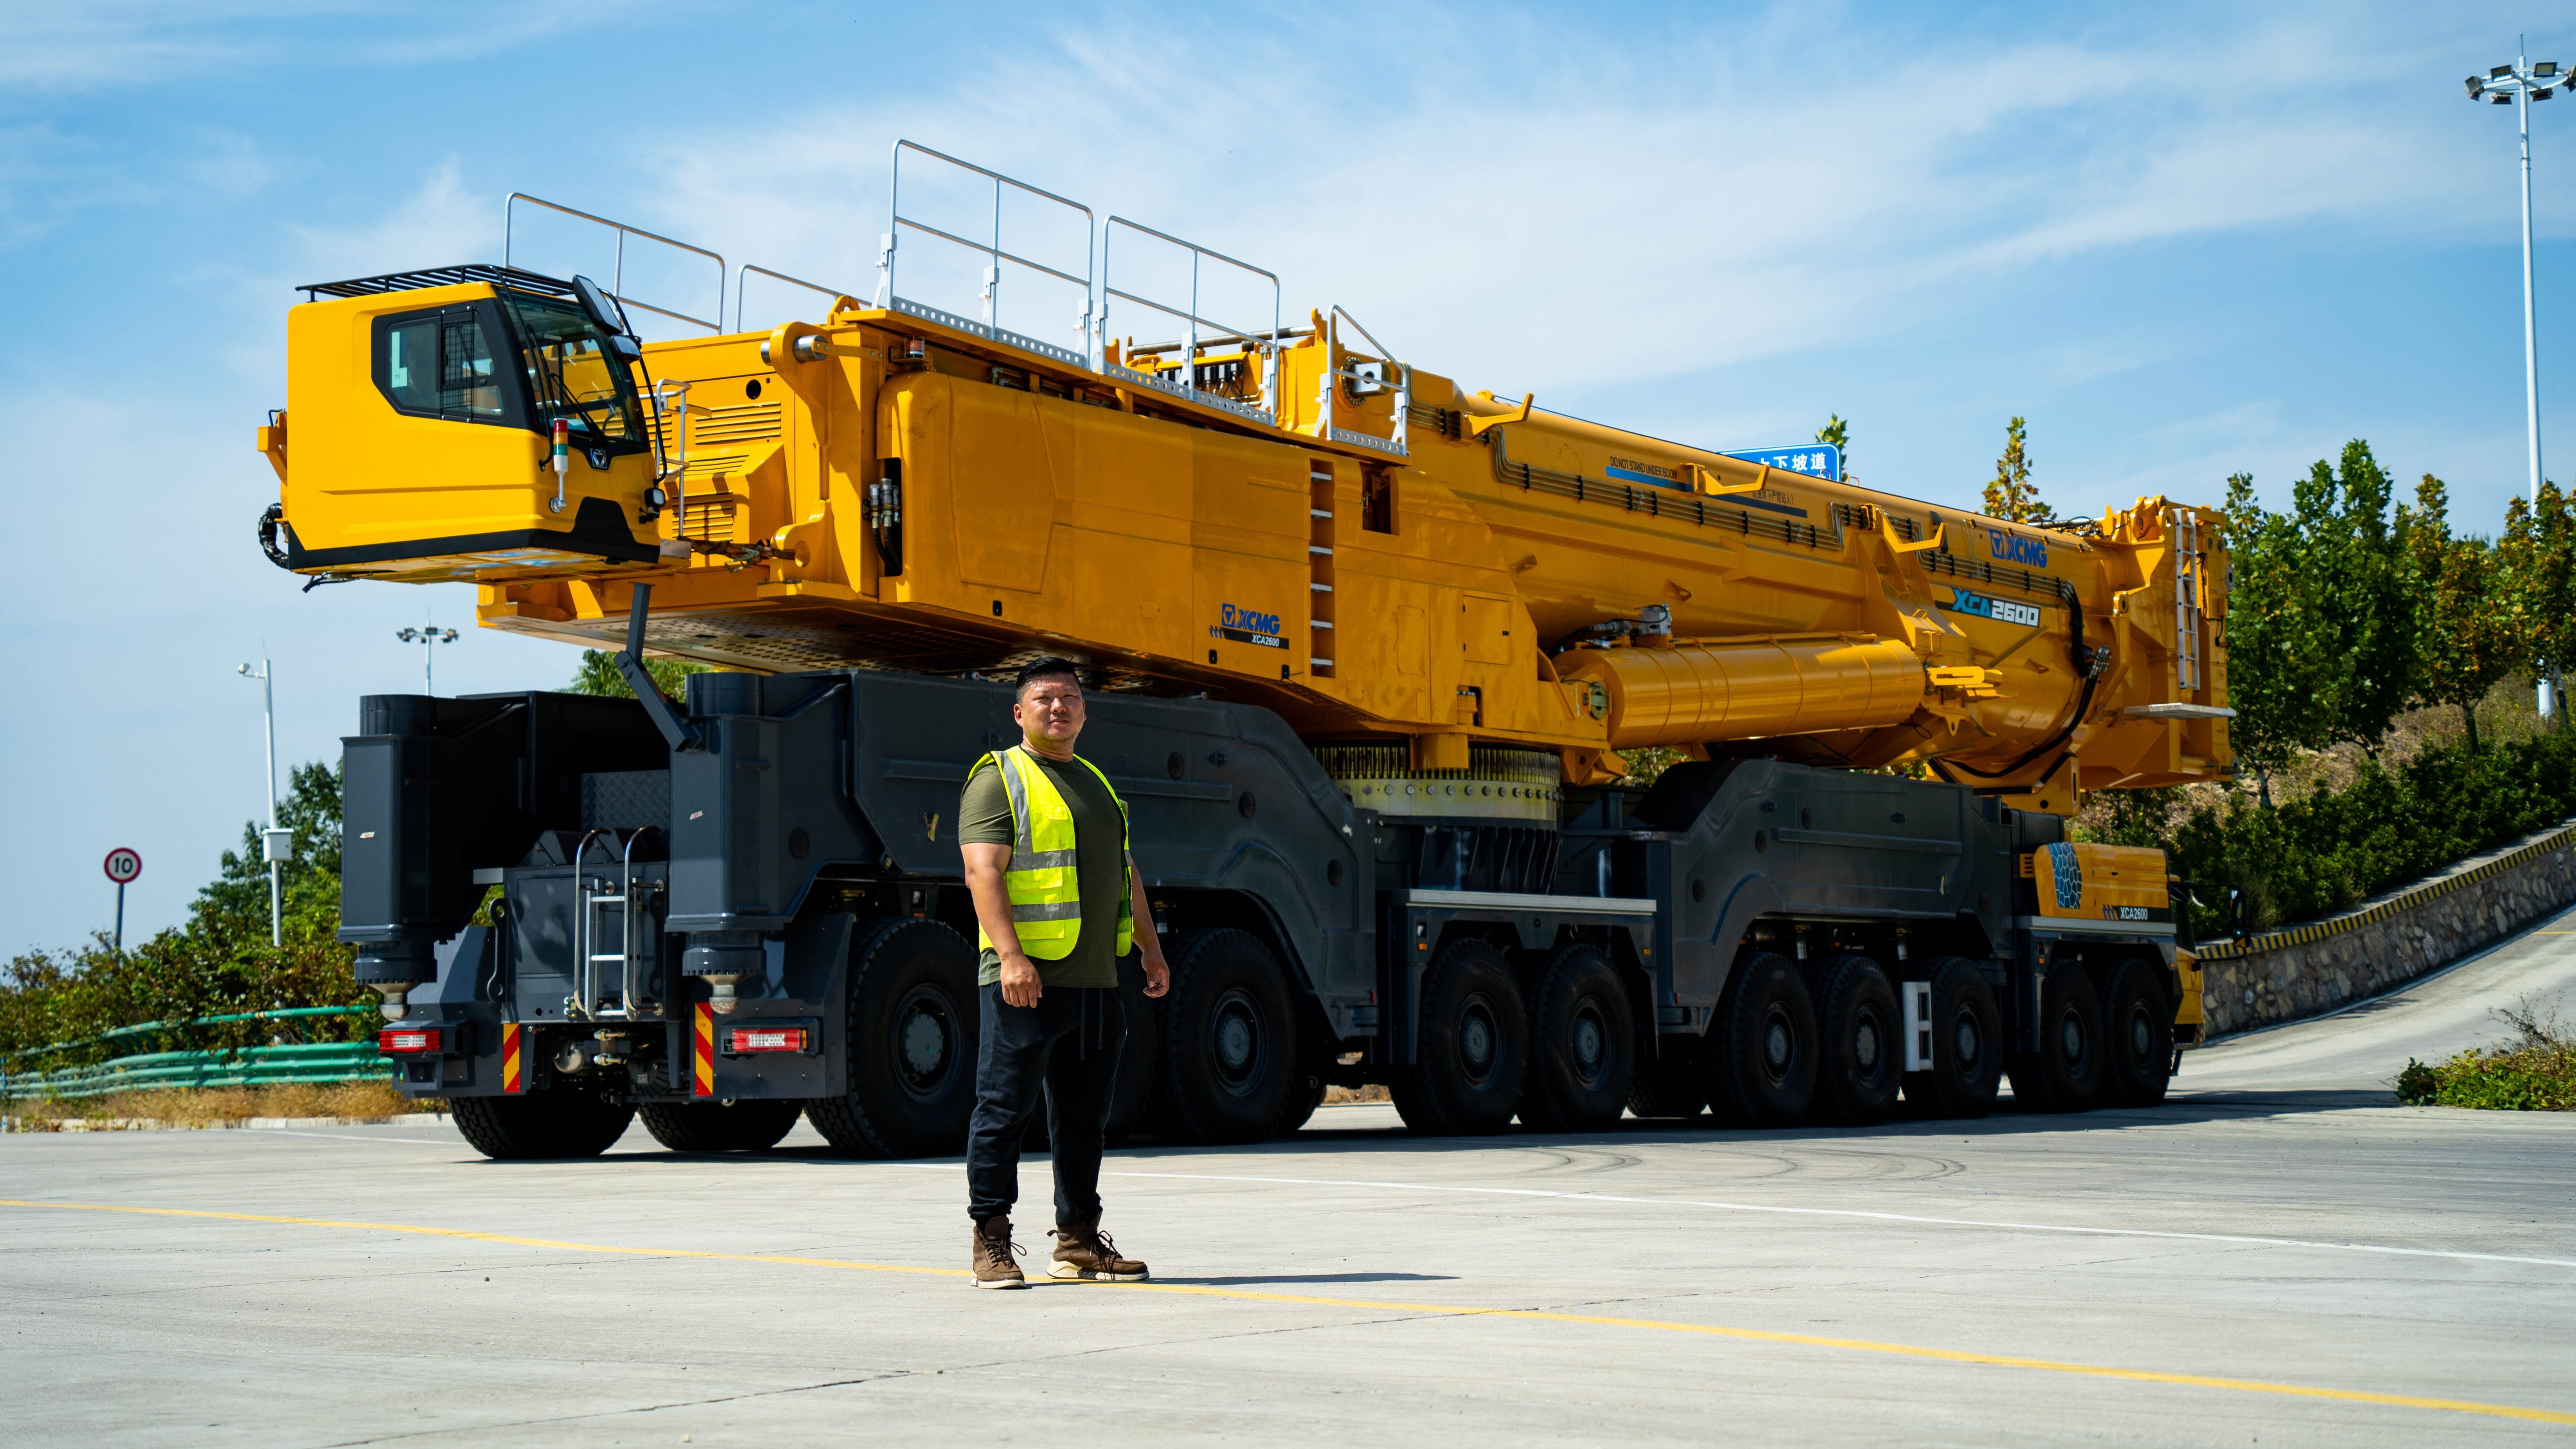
2, 764, 365, 1065
2394, 1000, 2576, 1111
2093, 729, 2576, 937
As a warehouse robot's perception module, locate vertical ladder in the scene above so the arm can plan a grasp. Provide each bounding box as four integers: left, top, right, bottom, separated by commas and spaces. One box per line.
569, 828, 658, 1021
1309, 462, 1337, 679
2172, 510, 2203, 696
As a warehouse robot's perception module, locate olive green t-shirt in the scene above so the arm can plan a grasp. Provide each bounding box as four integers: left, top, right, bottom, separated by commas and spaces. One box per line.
959, 748, 1128, 989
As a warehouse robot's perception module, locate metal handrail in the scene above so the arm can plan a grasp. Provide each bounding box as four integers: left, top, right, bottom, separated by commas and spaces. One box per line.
735, 263, 858, 330
1320, 304, 1412, 456
649, 379, 700, 485
503, 193, 725, 333
878, 140, 1095, 360
618, 827, 658, 1017
570, 827, 614, 1019
1103, 215, 1283, 424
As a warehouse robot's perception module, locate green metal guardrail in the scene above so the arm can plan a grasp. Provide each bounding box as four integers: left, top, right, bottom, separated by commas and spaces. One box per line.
0, 1005, 388, 1100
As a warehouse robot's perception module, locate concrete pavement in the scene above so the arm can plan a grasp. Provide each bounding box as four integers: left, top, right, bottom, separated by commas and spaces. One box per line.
5, 920, 2574, 1446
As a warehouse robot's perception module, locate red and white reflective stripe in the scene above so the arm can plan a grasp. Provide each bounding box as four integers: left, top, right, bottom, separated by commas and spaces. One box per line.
378, 1026, 441, 1054
726, 1027, 807, 1053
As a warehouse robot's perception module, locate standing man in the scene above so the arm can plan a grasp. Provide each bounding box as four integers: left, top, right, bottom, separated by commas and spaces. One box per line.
959, 658, 1170, 1288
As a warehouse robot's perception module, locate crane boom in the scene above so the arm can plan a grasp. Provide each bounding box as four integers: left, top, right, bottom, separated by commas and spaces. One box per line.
261, 201, 2227, 818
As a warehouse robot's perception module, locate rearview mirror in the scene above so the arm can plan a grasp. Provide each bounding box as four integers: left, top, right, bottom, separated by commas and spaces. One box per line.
571, 274, 641, 360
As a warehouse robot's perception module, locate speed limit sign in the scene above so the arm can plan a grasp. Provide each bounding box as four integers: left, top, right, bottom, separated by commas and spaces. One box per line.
103, 848, 141, 884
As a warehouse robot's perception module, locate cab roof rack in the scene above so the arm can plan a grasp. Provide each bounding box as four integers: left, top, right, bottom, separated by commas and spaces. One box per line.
299, 264, 576, 303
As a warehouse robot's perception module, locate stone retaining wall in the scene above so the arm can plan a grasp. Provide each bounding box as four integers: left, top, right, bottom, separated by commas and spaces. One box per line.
2196, 818, 2576, 1038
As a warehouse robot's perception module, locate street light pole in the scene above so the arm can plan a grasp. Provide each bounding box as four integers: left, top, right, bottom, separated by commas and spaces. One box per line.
2469, 43, 2566, 721
236, 660, 282, 947
2515, 46, 2544, 502
395, 622, 460, 695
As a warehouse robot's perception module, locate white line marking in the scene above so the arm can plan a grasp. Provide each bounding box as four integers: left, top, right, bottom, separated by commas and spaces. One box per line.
882, 1163, 2576, 1270
264, 1130, 461, 1147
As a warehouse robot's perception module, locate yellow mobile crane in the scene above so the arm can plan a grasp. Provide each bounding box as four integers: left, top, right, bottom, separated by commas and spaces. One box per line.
268, 151, 2228, 1160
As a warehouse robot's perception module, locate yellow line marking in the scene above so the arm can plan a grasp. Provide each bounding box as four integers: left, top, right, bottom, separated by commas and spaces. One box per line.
3, 1198, 2569, 1427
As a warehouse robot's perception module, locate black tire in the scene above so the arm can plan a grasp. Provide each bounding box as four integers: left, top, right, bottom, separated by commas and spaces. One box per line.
1704, 951, 1817, 1128
1521, 944, 1636, 1132
1389, 939, 1529, 1135
639, 1098, 804, 1153
1901, 957, 2002, 1120
1157, 929, 1297, 1144
1627, 1036, 1707, 1119
1276, 1073, 1327, 1134
2103, 958, 2175, 1107
2008, 966, 2106, 1113
451, 1084, 634, 1160
807, 917, 979, 1159
1810, 955, 1900, 1127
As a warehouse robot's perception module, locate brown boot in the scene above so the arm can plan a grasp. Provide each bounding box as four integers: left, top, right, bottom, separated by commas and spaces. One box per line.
972, 1215, 1026, 1289
1050, 1218, 1149, 1281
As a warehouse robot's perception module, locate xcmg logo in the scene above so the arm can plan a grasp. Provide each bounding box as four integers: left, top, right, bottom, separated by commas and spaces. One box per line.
1987, 529, 2048, 568
1219, 604, 1281, 636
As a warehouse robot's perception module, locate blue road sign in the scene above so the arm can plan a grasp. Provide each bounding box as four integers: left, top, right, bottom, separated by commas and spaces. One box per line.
1719, 443, 1841, 482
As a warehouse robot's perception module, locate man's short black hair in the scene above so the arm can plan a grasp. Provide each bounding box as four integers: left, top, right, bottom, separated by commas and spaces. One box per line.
1014, 657, 1084, 699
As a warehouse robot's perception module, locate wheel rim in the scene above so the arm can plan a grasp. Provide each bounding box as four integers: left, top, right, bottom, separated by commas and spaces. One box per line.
1953, 1010, 1981, 1072
1211, 987, 1265, 1096
1761, 1002, 1795, 1085
2129, 1008, 2152, 1059
1853, 1013, 1880, 1074
1458, 995, 1500, 1088
2059, 1009, 2087, 1069
1570, 999, 1608, 1089
892, 985, 958, 1103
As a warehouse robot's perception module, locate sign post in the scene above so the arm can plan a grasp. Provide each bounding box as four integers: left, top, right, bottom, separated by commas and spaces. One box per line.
103, 848, 141, 956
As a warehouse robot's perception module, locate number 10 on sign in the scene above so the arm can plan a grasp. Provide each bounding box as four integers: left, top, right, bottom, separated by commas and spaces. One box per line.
103, 848, 141, 955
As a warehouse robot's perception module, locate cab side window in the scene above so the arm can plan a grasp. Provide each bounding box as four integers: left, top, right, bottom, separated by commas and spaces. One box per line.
374, 306, 511, 422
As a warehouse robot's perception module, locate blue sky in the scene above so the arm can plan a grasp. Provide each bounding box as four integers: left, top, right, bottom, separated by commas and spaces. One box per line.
3, 1, 2570, 954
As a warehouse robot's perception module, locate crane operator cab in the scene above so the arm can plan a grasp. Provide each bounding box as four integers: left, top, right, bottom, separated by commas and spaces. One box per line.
259, 265, 672, 586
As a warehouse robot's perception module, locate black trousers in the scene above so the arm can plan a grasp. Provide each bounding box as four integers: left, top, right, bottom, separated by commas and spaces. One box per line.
965, 983, 1124, 1225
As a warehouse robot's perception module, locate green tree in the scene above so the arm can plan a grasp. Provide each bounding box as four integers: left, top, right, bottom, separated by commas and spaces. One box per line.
2292, 441, 2415, 755
199, 762, 344, 925
1982, 416, 2054, 523
570, 650, 712, 701
2218, 471, 2315, 801
4, 759, 367, 1060
2500, 480, 2576, 732
2399, 474, 2522, 750
1815, 414, 1851, 480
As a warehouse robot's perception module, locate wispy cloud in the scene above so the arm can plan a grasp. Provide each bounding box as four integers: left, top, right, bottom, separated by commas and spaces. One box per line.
620, 5, 2531, 399
280, 157, 491, 283
0, 0, 646, 96
0, 117, 271, 245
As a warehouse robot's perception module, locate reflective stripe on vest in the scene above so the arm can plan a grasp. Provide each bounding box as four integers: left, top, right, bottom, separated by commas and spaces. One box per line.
973, 745, 1134, 961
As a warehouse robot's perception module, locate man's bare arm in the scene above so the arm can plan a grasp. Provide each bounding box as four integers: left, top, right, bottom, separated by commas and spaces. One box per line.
963, 841, 1042, 1007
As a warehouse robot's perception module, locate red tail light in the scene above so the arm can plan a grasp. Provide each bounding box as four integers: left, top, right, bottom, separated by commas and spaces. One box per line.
378, 1026, 442, 1054
726, 1027, 808, 1053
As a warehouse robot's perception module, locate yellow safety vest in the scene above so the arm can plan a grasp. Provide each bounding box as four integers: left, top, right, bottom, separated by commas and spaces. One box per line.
972, 745, 1134, 961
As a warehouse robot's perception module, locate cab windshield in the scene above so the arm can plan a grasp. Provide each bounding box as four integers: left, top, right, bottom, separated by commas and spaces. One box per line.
499, 292, 646, 449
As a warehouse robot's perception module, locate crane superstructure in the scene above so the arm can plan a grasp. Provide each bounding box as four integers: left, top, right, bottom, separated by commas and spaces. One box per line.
263, 148, 2226, 1160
